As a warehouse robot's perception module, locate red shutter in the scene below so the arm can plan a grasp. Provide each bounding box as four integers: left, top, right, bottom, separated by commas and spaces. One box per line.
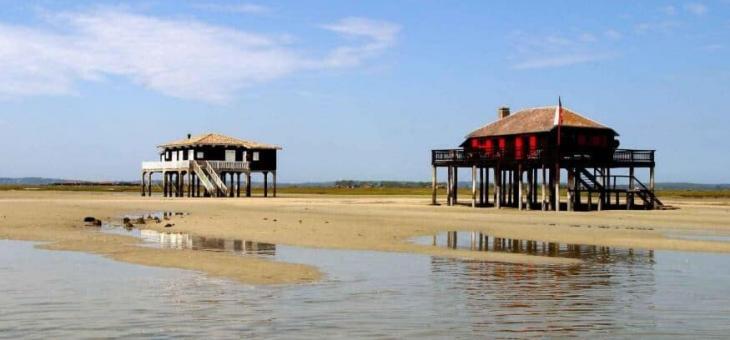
515, 136, 524, 159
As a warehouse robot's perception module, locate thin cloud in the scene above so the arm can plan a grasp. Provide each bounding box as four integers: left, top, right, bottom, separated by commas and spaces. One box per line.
685, 2, 708, 15
509, 31, 617, 70
321, 17, 401, 67
513, 53, 614, 70
0, 9, 400, 103
192, 3, 271, 15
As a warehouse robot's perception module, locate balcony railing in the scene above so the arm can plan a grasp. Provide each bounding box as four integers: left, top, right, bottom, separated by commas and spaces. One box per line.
142, 160, 250, 171
432, 148, 654, 166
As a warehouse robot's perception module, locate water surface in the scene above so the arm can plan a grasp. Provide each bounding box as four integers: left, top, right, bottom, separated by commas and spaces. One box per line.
2, 226, 730, 338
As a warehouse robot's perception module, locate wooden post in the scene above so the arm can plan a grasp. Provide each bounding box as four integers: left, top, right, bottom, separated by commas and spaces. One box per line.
453, 167, 458, 205
649, 166, 656, 209
148, 172, 153, 196
432, 165, 437, 205
495, 166, 501, 209
263, 172, 269, 197
567, 169, 574, 212
246, 173, 251, 197
485, 167, 490, 206
628, 167, 635, 210
273, 171, 277, 197
478, 167, 484, 206
515, 164, 524, 210
446, 166, 452, 206
141, 172, 146, 196
526, 167, 532, 211
554, 164, 561, 212
471, 165, 477, 208
541, 165, 547, 211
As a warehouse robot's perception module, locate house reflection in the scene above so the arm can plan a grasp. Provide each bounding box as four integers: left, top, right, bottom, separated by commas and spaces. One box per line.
426, 231, 658, 336
139, 229, 276, 256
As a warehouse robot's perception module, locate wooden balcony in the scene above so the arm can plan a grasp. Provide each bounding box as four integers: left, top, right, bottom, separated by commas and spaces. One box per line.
142, 160, 250, 172
431, 148, 654, 168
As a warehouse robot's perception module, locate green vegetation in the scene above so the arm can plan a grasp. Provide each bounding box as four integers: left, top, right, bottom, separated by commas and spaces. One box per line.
2, 183, 730, 199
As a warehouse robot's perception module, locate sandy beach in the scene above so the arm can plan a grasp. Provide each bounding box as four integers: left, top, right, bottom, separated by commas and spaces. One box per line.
2, 191, 730, 284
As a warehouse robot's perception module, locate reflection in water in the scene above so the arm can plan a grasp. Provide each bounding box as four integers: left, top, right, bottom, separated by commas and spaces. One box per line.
3, 223, 726, 337
414, 230, 654, 263
102, 225, 276, 256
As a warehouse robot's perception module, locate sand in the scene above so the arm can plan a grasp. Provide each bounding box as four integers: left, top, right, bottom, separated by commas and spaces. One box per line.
2, 191, 730, 284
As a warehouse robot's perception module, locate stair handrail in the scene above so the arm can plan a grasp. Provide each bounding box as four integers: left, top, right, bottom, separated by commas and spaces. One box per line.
191, 161, 216, 193
204, 161, 228, 195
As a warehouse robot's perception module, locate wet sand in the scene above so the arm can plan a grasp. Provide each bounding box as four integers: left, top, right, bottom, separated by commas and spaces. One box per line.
1, 191, 730, 284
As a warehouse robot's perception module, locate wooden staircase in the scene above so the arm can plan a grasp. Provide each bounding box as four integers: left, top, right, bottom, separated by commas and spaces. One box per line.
191, 161, 228, 197
574, 168, 663, 209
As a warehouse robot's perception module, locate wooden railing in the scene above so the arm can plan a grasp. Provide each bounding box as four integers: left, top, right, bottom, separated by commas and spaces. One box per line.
207, 161, 250, 170
612, 149, 654, 163
432, 148, 654, 165
142, 160, 190, 171
203, 161, 228, 196
141, 160, 250, 171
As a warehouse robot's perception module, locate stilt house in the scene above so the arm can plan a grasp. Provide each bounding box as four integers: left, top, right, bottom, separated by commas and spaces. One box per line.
141, 133, 280, 198
431, 106, 662, 211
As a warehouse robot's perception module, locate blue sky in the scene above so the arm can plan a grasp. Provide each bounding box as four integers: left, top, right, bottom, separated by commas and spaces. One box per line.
0, 1, 728, 183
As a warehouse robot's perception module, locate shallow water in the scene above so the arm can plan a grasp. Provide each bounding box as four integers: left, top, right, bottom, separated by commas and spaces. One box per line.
2, 226, 730, 338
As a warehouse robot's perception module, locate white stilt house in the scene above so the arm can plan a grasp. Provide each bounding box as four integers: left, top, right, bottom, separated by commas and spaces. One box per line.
141, 133, 281, 198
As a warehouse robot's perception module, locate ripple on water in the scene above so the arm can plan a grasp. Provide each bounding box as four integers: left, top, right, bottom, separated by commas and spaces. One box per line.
1, 223, 730, 337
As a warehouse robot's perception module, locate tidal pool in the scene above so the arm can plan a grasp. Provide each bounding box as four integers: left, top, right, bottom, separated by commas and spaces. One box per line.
1, 225, 730, 338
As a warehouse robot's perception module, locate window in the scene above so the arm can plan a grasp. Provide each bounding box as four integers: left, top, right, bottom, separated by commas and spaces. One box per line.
253, 152, 260, 161
196, 151, 204, 159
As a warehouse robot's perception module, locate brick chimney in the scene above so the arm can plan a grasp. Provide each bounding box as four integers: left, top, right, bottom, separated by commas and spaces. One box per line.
187, 133, 191, 139
498, 106, 510, 119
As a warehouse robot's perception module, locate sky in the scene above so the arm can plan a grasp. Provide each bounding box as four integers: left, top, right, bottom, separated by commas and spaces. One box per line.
0, 0, 728, 183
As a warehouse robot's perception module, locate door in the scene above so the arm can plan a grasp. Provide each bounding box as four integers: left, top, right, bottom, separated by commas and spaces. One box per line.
225, 150, 236, 162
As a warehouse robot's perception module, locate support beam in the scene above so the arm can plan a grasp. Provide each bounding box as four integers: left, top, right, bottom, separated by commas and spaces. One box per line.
554, 164, 560, 212
495, 166, 501, 209
263, 172, 269, 197
141, 172, 146, 196
479, 167, 484, 206
273, 171, 277, 197
446, 166, 452, 206
163, 172, 168, 197
649, 166, 656, 209
471, 165, 477, 208
236, 173, 241, 197
453, 167, 458, 205
518, 166, 524, 210
567, 168, 574, 212
628, 167, 635, 210
485, 167, 490, 206
147, 172, 153, 197
431, 165, 437, 205
541, 166, 547, 211
246, 173, 251, 197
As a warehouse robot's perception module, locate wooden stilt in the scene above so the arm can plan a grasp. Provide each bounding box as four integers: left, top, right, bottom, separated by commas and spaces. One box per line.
515, 165, 524, 210
495, 166, 501, 209
141, 172, 146, 196
246, 173, 251, 197
273, 171, 277, 197
446, 166, 452, 206
567, 168, 574, 212
649, 166, 656, 209
628, 167, 635, 210
541, 165, 547, 210
485, 167, 490, 206
453, 167, 458, 205
554, 164, 560, 212
263, 172, 269, 197
431, 165, 437, 205
478, 167, 484, 206
471, 165, 477, 208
